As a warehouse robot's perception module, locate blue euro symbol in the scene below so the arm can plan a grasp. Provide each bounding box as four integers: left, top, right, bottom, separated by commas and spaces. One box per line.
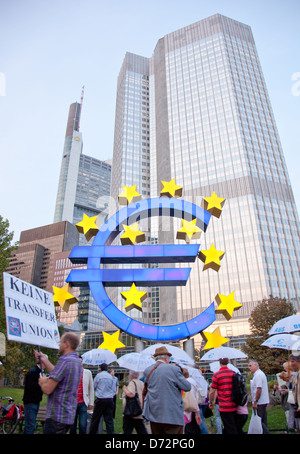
67, 197, 216, 341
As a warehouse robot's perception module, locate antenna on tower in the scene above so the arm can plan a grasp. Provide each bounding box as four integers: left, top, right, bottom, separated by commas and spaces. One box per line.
81, 85, 85, 105
78, 85, 85, 130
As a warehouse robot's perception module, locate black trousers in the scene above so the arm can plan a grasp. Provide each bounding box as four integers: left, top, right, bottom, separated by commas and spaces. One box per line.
236, 413, 248, 434
220, 411, 238, 434
256, 404, 270, 434
89, 398, 114, 434
123, 415, 148, 434
43, 418, 71, 434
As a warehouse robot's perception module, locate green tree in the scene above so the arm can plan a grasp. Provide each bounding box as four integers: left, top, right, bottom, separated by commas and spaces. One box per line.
0, 216, 16, 332
242, 295, 296, 374
0, 216, 20, 384
0, 216, 62, 384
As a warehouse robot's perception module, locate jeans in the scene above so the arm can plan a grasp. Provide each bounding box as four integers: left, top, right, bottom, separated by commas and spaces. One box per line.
70, 402, 88, 434
24, 403, 39, 434
288, 403, 299, 431
199, 406, 209, 434
214, 404, 223, 434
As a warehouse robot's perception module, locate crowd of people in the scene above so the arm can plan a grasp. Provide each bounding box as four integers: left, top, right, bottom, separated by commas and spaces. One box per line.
22, 333, 300, 435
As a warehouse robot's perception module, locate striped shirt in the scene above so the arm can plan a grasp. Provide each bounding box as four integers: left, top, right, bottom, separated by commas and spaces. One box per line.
46, 352, 83, 425
211, 366, 237, 412
77, 372, 84, 404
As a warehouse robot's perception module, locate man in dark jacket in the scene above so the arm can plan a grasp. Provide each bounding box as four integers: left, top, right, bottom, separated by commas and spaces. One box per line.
22, 351, 46, 434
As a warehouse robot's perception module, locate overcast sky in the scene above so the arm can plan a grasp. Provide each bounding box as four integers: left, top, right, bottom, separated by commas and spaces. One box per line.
1, 0, 299, 242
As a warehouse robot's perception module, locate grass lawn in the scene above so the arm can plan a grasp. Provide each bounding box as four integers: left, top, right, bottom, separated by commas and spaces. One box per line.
0, 387, 289, 434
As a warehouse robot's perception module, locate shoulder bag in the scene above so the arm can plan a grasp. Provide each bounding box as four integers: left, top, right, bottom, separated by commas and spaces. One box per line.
142, 362, 162, 406
124, 380, 142, 417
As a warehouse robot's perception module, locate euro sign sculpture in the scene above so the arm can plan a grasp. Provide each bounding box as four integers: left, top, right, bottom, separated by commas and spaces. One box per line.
67, 197, 216, 341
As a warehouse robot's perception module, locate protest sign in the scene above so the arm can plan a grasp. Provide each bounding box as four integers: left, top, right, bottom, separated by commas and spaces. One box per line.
3, 272, 60, 349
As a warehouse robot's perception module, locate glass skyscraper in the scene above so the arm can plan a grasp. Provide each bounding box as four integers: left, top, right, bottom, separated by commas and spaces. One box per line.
54, 94, 112, 231
110, 14, 300, 345
53, 93, 111, 331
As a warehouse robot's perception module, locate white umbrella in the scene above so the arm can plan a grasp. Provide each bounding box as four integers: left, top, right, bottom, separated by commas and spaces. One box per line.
81, 348, 117, 365
117, 352, 155, 372
184, 366, 208, 394
209, 361, 240, 374
268, 315, 300, 335
261, 333, 300, 351
141, 343, 194, 365
200, 346, 248, 362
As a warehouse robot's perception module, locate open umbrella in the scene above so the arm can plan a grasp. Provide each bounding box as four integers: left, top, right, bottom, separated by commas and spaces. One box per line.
141, 343, 194, 365
209, 360, 240, 374
117, 352, 155, 371
184, 366, 208, 394
261, 333, 300, 351
268, 315, 300, 335
200, 346, 248, 362
81, 348, 117, 366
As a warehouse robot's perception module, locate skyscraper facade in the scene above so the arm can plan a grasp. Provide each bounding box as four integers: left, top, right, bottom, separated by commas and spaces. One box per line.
54, 101, 83, 224
110, 14, 300, 344
6, 221, 79, 293
53, 93, 111, 331
54, 92, 112, 230
107, 53, 153, 330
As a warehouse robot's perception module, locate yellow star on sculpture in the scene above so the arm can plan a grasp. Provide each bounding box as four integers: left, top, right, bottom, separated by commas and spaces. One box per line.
76, 214, 99, 241
200, 327, 230, 350
121, 223, 145, 245
198, 244, 225, 271
176, 219, 202, 243
160, 178, 183, 198
202, 191, 226, 218
121, 283, 147, 312
118, 185, 141, 205
215, 291, 242, 321
98, 330, 125, 354
52, 284, 78, 313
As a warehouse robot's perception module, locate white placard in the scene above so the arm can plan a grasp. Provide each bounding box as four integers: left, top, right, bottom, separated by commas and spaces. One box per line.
3, 273, 60, 349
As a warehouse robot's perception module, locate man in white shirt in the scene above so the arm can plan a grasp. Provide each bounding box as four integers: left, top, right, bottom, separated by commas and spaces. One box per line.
248, 360, 270, 434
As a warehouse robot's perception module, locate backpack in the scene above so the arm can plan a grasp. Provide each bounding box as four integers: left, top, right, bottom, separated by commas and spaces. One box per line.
231, 372, 248, 406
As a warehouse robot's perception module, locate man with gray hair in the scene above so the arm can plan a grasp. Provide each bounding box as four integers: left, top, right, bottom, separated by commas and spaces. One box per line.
248, 359, 270, 433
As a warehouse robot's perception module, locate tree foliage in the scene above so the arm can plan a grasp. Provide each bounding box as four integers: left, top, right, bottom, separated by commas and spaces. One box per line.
0, 216, 16, 333
242, 295, 296, 374
0, 216, 62, 385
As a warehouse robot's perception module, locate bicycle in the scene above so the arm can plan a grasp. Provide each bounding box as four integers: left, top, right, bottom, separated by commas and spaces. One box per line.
0, 396, 23, 434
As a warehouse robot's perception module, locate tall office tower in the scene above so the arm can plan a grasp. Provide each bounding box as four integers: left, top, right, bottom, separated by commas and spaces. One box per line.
54, 99, 83, 223
53, 92, 111, 331
108, 53, 153, 330
54, 90, 112, 231
111, 14, 300, 343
